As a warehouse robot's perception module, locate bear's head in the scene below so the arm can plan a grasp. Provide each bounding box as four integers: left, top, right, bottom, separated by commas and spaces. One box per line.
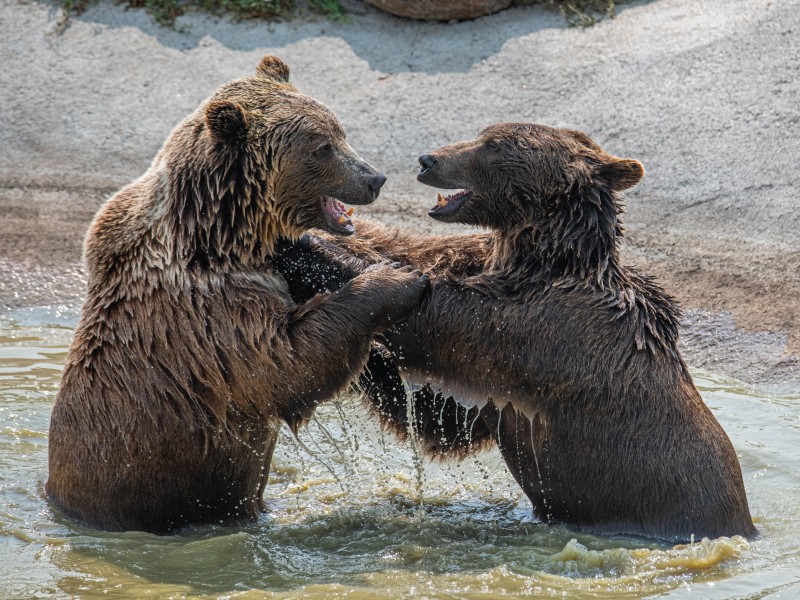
205, 55, 387, 238
417, 123, 643, 232
169, 55, 386, 270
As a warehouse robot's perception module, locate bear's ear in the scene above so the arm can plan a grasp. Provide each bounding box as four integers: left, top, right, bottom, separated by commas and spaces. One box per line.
205, 100, 248, 144
257, 55, 290, 82
597, 157, 645, 192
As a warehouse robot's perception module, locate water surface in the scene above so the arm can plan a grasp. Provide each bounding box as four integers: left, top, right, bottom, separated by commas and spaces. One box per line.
1, 307, 798, 598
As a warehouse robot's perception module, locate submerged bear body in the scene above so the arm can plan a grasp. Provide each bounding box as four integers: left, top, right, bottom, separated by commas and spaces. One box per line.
276, 123, 756, 542
391, 272, 754, 541
47, 56, 428, 533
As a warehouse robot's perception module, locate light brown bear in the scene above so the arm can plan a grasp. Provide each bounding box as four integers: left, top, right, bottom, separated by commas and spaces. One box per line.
46, 56, 429, 533
275, 123, 756, 542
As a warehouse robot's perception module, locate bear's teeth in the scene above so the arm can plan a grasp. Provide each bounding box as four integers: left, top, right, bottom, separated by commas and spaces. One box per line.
338, 214, 347, 225
346, 207, 355, 217
437, 193, 447, 207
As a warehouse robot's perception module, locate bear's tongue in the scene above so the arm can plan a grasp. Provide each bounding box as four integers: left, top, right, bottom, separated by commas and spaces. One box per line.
322, 197, 355, 235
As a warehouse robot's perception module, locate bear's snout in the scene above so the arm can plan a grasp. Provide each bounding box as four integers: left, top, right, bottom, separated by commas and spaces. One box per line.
368, 172, 387, 196
417, 154, 441, 186
418, 154, 437, 173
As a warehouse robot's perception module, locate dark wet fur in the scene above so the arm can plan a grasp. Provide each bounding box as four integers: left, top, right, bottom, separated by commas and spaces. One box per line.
46, 56, 428, 533
274, 233, 495, 461
275, 123, 756, 542
358, 344, 495, 459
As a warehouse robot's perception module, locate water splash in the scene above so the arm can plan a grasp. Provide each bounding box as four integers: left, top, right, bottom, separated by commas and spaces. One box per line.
545, 535, 750, 578
402, 379, 427, 515
528, 413, 552, 521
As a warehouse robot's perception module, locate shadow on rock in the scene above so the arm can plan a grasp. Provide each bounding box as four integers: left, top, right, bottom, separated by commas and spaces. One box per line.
51, 1, 574, 74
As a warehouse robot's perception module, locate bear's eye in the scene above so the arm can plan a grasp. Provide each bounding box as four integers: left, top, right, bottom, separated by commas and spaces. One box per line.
314, 141, 333, 157
485, 139, 501, 151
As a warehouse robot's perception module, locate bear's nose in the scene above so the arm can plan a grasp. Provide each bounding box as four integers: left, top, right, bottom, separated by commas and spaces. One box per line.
419, 154, 437, 170
368, 173, 387, 194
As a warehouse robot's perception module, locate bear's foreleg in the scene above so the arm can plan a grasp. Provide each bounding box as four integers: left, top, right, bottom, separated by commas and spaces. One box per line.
276, 262, 429, 432
273, 233, 497, 453
317, 219, 491, 280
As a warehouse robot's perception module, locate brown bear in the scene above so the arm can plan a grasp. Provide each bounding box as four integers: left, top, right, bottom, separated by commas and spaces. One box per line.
274, 123, 757, 542
45, 55, 429, 533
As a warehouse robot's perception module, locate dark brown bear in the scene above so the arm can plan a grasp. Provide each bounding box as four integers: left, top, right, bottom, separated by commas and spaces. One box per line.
46, 56, 429, 533
275, 123, 756, 542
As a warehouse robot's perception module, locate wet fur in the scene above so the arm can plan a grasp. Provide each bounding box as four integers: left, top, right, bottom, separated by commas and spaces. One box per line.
275, 123, 756, 542
46, 56, 428, 533
274, 231, 495, 460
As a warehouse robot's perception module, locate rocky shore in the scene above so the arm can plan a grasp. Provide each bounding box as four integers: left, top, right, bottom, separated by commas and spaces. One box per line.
2, 0, 797, 385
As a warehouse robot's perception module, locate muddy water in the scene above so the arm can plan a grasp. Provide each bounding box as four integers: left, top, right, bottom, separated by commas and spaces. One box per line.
1, 306, 799, 599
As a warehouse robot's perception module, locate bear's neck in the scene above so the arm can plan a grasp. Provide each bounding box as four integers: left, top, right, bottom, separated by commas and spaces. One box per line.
488, 185, 624, 289
164, 134, 280, 273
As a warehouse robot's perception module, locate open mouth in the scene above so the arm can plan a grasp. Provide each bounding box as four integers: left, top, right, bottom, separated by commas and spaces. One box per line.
321, 197, 356, 235
428, 190, 472, 217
